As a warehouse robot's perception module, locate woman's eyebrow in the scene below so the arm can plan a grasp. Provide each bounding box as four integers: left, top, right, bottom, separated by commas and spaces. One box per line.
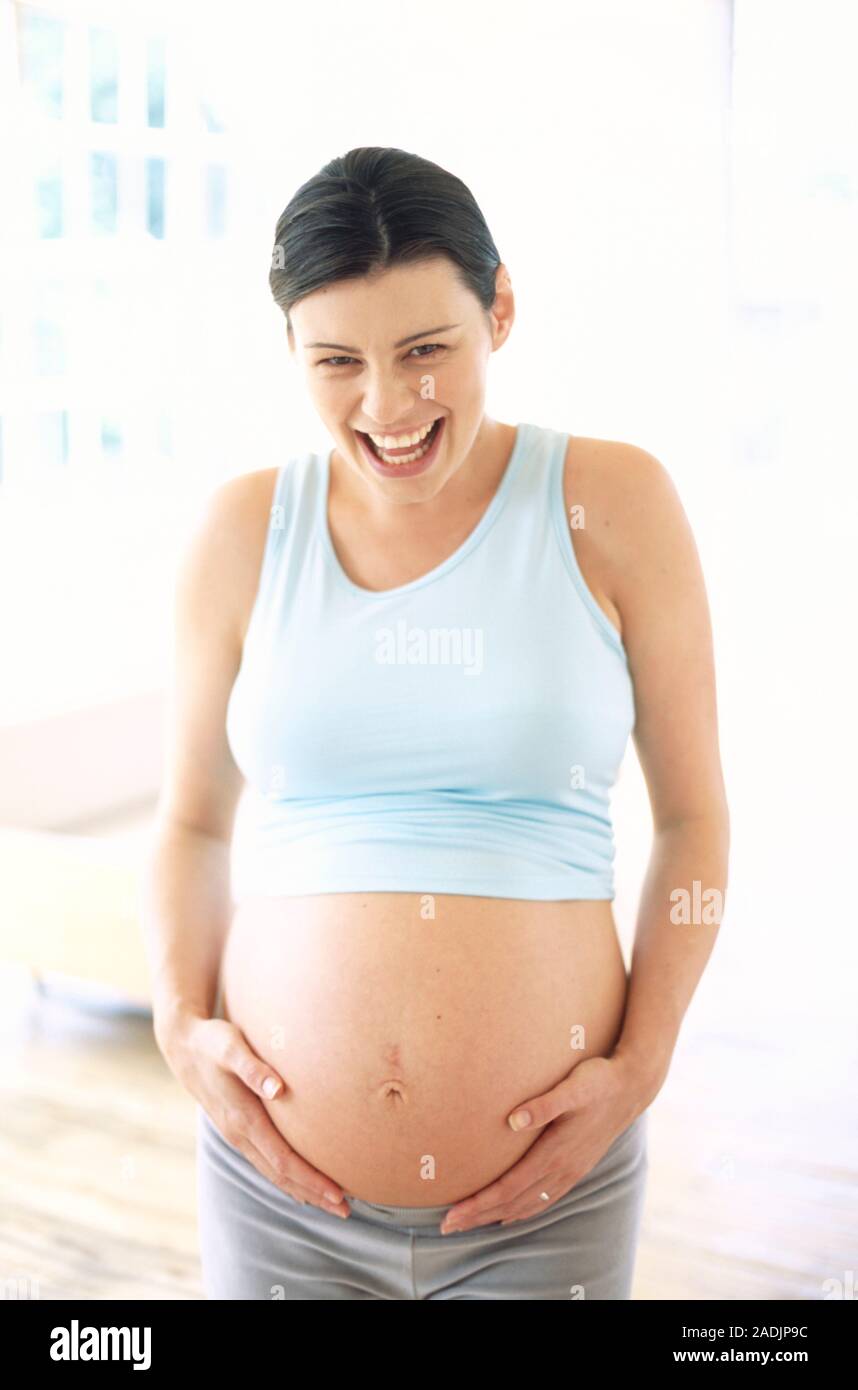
304, 323, 462, 352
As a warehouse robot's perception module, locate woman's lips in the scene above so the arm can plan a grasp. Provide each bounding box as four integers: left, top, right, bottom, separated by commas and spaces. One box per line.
355, 417, 445, 478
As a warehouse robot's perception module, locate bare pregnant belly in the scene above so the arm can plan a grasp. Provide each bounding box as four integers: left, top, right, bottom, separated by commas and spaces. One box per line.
219, 893, 629, 1206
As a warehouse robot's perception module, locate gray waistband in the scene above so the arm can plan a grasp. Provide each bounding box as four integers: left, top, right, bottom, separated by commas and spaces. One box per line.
345, 1195, 456, 1228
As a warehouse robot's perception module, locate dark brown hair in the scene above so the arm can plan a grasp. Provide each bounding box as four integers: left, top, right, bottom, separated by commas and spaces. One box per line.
269, 146, 502, 329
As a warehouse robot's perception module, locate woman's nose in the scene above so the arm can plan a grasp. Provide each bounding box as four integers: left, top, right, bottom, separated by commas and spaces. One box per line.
361, 374, 416, 427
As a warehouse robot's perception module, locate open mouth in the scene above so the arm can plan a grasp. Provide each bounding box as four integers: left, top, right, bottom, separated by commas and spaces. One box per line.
356, 417, 444, 471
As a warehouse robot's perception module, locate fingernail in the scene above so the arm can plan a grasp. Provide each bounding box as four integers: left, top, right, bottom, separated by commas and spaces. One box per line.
325, 1191, 343, 1205
262, 1076, 281, 1098
508, 1109, 531, 1131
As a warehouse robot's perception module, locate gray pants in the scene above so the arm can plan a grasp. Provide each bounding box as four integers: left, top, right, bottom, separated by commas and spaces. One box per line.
196, 1104, 649, 1300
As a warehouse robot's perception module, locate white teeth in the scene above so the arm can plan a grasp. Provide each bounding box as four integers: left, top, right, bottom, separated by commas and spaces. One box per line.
362, 418, 440, 466
368, 420, 436, 450
379, 442, 428, 464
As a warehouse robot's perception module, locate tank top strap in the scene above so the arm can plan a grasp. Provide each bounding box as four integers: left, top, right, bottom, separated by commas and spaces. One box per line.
504, 420, 569, 503
249, 460, 291, 618
491, 420, 570, 557
242, 450, 318, 645
543, 425, 629, 658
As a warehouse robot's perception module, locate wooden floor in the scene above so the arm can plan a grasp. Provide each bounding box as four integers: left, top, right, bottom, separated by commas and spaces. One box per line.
1, 970, 200, 1300
2, 961, 856, 1301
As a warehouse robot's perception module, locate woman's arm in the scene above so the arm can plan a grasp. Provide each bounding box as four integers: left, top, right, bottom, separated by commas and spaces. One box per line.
140, 469, 276, 1042
612, 814, 729, 1102
588, 441, 731, 1102
142, 821, 234, 1046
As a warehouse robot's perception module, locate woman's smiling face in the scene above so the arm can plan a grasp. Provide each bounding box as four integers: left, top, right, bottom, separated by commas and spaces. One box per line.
287, 255, 514, 500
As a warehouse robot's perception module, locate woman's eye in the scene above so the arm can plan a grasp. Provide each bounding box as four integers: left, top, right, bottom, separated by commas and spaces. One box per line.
316, 344, 447, 369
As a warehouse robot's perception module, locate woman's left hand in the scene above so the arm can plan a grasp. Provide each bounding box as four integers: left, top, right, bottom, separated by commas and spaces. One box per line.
439, 1053, 650, 1235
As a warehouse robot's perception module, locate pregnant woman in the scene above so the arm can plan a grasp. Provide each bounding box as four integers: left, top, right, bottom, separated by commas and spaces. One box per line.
142, 146, 729, 1301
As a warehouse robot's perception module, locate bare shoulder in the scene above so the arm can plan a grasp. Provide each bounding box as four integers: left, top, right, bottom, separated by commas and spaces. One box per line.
561, 435, 698, 632
176, 466, 281, 649
562, 433, 685, 548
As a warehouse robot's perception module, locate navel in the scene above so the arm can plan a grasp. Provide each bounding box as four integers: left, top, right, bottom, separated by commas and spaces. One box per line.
378, 1080, 408, 1103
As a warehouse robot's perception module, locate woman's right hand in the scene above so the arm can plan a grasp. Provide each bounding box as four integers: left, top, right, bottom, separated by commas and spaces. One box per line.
156, 1009, 350, 1219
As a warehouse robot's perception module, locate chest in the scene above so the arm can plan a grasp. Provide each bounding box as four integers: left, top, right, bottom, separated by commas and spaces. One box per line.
327, 466, 624, 642
227, 573, 634, 804
326, 501, 490, 594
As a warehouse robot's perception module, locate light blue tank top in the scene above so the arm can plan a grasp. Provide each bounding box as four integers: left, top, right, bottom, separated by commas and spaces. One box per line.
226, 421, 635, 900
